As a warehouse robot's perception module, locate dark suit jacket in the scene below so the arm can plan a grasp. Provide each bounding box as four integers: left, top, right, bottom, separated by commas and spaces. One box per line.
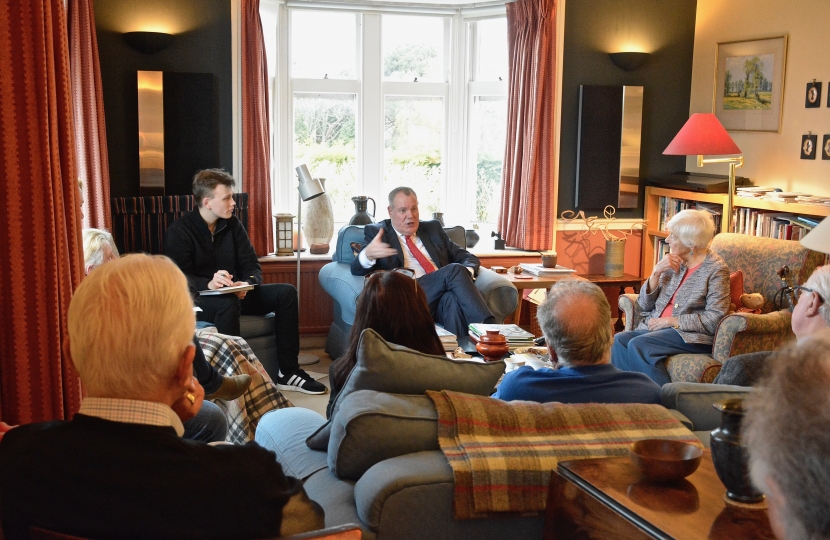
350, 219, 480, 276
0, 414, 319, 539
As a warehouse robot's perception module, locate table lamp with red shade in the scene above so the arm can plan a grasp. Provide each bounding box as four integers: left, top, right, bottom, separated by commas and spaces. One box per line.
663, 113, 744, 231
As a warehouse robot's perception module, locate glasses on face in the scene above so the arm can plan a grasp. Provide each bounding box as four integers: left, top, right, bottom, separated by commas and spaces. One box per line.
788, 285, 825, 303
364, 268, 417, 290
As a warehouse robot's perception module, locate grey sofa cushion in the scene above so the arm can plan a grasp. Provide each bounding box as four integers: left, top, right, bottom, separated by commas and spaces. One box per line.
306, 328, 505, 449
661, 382, 752, 432
329, 391, 439, 480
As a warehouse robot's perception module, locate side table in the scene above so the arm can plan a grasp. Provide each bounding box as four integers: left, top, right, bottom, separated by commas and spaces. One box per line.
544, 451, 775, 540
504, 272, 642, 331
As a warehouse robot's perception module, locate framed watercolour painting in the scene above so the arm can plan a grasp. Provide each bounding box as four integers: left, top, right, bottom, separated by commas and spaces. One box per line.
713, 35, 788, 132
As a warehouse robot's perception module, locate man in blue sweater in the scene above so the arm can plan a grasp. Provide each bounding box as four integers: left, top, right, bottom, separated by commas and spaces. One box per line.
494, 279, 661, 404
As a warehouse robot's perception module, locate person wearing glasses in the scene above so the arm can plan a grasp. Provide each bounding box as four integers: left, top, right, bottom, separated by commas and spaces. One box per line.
327, 269, 445, 415
714, 264, 830, 386
350, 187, 495, 338
611, 209, 731, 385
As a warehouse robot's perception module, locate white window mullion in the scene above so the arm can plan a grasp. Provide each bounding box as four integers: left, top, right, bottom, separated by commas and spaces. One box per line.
276, 3, 293, 213
362, 13, 383, 201
446, 13, 468, 226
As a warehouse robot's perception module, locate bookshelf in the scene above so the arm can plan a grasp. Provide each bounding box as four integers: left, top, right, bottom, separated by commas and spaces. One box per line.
641, 186, 830, 278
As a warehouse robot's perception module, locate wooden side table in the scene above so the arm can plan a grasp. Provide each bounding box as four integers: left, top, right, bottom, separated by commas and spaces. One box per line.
544, 452, 775, 540
504, 272, 642, 331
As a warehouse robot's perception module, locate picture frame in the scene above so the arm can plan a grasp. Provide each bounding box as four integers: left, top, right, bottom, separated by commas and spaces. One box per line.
806, 81, 821, 108
713, 35, 788, 132
822, 135, 830, 160
801, 134, 817, 160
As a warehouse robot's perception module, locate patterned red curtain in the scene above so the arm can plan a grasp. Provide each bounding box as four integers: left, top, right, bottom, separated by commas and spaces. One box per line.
69, 0, 112, 230
242, 0, 274, 256
498, 0, 558, 251
0, 0, 84, 423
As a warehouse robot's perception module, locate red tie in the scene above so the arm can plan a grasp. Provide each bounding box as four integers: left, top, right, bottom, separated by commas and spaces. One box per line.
404, 235, 436, 274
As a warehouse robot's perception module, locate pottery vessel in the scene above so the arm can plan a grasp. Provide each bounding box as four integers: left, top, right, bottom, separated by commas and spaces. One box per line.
304, 178, 334, 254
605, 239, 625, 277
432, 212, 445, 226
710, 398, 764, 503
349, 196, 376, 225
476, 330, 509, 362
465, 229, 480, 248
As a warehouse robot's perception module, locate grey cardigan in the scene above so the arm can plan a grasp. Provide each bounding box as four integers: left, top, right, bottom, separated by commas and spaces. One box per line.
637, 251, 730, 345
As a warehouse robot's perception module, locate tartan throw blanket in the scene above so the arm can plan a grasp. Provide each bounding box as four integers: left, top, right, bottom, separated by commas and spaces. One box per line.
196, 328, 293, 444
427, 390, 702, 519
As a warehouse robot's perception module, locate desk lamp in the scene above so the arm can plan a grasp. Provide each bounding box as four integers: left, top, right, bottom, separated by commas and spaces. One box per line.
663, 113, 743, 231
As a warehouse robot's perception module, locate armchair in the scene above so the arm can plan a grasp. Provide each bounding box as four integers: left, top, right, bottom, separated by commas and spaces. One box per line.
619, 233, 823, 383
318, 224, 519, 359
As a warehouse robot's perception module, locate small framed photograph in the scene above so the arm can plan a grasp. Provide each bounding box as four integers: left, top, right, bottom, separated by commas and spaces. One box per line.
822, 135, 830, 160
806, 81, 822, 108
801, 134, 817, 159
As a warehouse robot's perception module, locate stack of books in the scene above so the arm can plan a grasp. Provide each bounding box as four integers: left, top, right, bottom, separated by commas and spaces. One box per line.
519, 263, 577, 276
434, 325, 458, 352
467, 323, 535, 351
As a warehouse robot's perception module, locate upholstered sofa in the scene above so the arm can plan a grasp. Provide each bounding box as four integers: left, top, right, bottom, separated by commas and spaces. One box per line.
111, 194, 280, 378
318, 223, 519, 359
619, 233, 823, 383
255, 330, 750, 539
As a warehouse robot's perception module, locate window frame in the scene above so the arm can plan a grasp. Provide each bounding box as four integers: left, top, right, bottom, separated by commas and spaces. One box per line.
261, 4, 509, 231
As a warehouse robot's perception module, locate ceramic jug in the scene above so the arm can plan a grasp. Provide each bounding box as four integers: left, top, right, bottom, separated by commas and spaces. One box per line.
349, 196, 376, 225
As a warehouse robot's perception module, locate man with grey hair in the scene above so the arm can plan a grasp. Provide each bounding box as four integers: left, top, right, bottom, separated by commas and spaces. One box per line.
744, 333, 830, 540
350, 186, 494, 337
493, 279, 661, 404
0, 254, 324, 537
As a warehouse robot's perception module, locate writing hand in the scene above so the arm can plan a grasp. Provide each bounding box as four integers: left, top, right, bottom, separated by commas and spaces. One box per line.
364, 229, 398, 261
0, 421, 17, 443
208, 270, 235, 290
171, 376, 204, 423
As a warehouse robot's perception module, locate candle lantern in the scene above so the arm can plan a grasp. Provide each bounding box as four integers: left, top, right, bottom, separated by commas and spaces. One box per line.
275, 213, 294, 256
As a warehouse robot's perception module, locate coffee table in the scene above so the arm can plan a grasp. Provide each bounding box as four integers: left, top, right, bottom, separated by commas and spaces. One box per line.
544, 451, 775, 540
504, 271, 642, 331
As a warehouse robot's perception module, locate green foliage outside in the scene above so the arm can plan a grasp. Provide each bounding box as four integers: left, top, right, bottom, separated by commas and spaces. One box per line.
476, 156, 503, 223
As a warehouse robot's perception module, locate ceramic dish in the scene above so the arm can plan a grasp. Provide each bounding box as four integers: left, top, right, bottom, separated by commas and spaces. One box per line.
510, 347, 552, 370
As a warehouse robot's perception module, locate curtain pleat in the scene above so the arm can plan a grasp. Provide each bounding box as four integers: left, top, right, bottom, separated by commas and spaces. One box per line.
69, 0, 111, 231
498, 0, 557, 251
242, 0, 274, 256
0, 0, 84, 423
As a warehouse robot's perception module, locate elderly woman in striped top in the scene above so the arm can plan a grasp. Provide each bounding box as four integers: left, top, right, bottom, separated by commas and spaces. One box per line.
611, 209, 730, 385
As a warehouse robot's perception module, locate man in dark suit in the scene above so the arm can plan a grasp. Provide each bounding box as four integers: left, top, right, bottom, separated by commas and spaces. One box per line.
0, 254, 324, 539
350, 186, 494, 337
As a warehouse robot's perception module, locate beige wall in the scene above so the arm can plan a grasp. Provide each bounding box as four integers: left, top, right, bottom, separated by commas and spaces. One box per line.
689, 0, 830, 195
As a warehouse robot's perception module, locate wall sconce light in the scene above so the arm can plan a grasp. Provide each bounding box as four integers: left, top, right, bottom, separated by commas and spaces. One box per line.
123, 31, 175, 54
609, 52, 651, 71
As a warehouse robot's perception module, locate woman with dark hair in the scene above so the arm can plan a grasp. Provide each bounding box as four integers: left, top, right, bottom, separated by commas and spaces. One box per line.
327, 269, 445, 415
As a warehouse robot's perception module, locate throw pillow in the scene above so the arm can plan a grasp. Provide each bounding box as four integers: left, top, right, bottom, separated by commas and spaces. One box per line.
729, 270, 744, 310
305, 328, 505, 450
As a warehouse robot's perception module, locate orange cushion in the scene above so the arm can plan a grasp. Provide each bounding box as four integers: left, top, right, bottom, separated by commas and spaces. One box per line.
730, 270, 744, 307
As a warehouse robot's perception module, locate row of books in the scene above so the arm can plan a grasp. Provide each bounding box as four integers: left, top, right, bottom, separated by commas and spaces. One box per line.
657, 197, 723, 233
729, 208, 819, 240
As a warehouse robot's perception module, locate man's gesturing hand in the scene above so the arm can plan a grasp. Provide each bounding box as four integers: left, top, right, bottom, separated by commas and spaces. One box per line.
364, 230, 398, 261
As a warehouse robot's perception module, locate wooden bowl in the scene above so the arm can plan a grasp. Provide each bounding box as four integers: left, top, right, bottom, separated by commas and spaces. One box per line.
629, 439, 703, 482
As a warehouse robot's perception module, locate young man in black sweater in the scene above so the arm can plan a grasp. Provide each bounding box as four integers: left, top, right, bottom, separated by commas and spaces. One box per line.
164, 169, 325, 394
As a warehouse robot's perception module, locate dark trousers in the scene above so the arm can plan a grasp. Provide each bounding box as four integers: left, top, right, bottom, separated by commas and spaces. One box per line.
611, 328, 712, 386
418, 263, 494, 338
192, 335, 222, 394
197, 283, 300, 375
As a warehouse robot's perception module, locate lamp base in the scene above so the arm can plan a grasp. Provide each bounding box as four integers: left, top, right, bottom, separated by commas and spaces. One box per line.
298, 353, 320, 366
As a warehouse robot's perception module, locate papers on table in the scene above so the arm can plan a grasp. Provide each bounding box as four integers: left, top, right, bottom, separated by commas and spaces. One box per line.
519, 263, 577, 276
